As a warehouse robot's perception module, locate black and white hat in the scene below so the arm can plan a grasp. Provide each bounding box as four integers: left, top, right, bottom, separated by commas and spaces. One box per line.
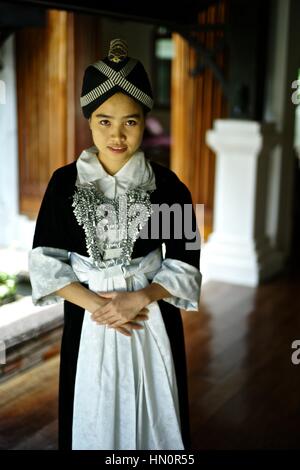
80, 38, 154, 119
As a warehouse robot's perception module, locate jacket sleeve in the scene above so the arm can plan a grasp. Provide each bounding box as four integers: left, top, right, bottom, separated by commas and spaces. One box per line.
151, 179, 202, 311
29, 170, 79, 306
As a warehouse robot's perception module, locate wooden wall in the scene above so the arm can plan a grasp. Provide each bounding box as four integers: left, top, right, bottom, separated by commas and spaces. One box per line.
16, 10, 101, 219
171, 1, 228, 240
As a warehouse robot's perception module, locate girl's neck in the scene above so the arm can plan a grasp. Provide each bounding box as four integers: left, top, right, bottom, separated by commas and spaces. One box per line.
97, 153, 132, 176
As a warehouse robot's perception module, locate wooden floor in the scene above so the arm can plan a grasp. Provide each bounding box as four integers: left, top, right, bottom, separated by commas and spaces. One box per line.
1, 271, 300, 450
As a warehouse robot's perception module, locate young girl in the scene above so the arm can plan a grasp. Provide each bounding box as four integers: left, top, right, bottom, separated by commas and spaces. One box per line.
29, 38, 202, 450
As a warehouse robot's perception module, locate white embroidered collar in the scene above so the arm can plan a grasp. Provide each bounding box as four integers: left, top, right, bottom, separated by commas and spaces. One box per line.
76, 145, 156, 196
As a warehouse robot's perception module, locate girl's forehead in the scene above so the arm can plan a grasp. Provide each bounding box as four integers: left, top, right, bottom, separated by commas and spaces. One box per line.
95, 93, 143, 115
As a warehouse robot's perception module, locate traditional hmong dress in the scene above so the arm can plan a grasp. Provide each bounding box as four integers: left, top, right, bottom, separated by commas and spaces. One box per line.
29, 146, 202, 450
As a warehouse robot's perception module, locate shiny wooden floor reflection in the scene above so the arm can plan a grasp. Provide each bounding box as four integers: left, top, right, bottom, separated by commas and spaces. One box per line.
1, 272, 300, 450
184, 272, 300, 449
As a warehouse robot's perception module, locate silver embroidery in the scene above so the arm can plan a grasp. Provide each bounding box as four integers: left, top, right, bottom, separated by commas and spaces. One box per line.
72, 183, 153, 268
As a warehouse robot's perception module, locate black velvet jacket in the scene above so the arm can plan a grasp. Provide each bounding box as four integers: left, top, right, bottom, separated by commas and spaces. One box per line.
32, 159, 200, 270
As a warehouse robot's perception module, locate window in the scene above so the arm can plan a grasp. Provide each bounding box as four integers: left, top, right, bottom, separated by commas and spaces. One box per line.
152, 27, 174, 109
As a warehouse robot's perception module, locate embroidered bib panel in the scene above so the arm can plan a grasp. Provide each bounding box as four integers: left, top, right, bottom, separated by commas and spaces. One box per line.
72, 183, 153, 268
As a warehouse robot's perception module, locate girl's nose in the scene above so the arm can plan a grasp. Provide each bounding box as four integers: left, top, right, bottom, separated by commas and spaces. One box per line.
111, 126, 126, 141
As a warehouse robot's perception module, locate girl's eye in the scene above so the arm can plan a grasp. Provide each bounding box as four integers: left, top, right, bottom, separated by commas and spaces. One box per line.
99, 120, 110, 126
126, 120, 137, 126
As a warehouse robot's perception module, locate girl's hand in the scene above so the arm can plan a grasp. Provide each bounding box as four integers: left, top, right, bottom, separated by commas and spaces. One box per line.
112, 312, 149, 337
91, 290, 149, 328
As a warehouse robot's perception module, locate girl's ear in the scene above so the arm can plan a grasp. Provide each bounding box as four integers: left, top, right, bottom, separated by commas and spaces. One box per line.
88, 117, 92, 129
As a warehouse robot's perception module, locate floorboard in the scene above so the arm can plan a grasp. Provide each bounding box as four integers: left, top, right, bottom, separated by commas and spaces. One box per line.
1, 272, 300, 450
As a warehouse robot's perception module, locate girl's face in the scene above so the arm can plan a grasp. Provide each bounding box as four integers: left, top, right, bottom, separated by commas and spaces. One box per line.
89, 92, 145, 165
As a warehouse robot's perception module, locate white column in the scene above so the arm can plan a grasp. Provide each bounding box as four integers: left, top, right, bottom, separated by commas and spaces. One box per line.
202, 119, 284, 286
0, 35, 35, 251
0, 35, 19, 247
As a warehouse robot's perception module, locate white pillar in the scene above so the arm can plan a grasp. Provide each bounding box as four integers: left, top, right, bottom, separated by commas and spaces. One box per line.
0, 35, 19, 247
0, 35, 36, 251
202, 119, 284, 286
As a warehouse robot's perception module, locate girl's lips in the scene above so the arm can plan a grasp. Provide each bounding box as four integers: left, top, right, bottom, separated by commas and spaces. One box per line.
108, 146, 127, 154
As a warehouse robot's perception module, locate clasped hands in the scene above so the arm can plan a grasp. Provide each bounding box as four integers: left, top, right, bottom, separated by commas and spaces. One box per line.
91, 290, 149, 337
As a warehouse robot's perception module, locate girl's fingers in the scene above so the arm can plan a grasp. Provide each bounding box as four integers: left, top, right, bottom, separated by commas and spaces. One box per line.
109, 321, 147, 336
135, 313, 149, 320
92, 311, 115, 322
96, 316, 117, 325
107, 319, 138, 329
107, 320, 126, 328
109, 322, 143, 329
92, 308, 150, 327
114, 326, 132, 337
124, 322, 144, 330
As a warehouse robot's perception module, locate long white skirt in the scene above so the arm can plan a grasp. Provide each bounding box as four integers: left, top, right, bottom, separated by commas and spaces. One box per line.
70, 248, 184, 450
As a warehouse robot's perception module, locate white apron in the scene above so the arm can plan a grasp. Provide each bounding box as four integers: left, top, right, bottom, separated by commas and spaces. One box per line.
70, 247, 184, 450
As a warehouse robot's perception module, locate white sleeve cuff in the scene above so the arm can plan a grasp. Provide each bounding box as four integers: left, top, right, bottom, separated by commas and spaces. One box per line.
28, 246, 79, 306
151, 258, 202, 311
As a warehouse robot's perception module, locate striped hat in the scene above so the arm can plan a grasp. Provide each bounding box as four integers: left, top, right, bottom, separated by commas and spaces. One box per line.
80, 38, 154, 118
